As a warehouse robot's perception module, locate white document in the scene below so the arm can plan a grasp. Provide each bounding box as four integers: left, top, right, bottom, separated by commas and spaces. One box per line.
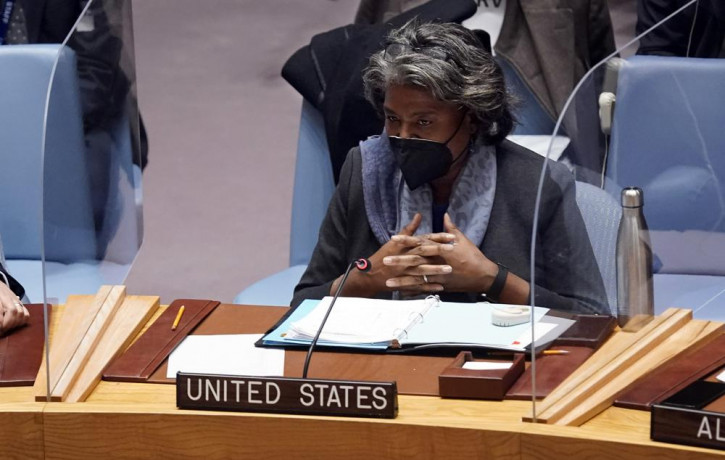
167, 334, 284, 379
400, 301, 551, 351
286, 296, 437, 344
717, 370, 725, 383
462, 361, 513, 371
510, 321, 558, 348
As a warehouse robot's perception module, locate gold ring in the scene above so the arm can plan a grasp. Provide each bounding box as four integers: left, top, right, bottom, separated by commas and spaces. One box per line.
422, 274, 429, 284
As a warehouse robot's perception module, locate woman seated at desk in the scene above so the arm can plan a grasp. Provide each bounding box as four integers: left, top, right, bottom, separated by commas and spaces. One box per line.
292, 20, 608, 315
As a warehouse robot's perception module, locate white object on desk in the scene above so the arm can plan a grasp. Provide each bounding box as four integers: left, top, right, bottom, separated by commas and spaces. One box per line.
717, 370, 725, 383
492, 306, 531, 327
462, 361, 513, 371
167, 334, 284, 379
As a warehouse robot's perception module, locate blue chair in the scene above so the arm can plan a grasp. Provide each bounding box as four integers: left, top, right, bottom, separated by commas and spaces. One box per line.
574, 181, 621, 315
0, 44, 140, 303
234, 101, 334, 306
606, 55, 725, 320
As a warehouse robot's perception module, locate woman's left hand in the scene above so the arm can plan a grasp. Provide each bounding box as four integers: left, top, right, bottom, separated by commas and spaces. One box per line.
425, 213, 498, 292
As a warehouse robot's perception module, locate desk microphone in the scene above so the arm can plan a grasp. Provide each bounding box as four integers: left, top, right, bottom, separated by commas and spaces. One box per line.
301, 258, 371, 378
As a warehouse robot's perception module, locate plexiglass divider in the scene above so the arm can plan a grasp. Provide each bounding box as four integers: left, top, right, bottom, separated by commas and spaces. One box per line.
526, 0, 713, 422
40, 0, 142, 401
0, 43, 58, 401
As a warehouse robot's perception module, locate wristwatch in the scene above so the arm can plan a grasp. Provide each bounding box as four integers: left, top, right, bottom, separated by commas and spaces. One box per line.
483, 263, 508, 303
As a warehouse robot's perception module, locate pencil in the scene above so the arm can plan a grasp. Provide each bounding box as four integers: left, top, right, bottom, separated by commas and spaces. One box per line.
171, 305, 185, 331
542, 349, 569, 356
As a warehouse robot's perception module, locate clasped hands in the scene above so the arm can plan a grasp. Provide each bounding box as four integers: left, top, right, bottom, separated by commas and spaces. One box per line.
365, 213, 498, 296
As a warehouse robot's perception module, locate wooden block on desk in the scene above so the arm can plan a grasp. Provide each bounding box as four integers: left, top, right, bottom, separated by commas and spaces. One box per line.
553, 315, 616, 349
49, 285, 126, 401
505, 346, 594, 400
439, 351, 524, 400
554, 319, 723, 426
528, 308, 682, 418
65, 295, 160, 402
527, 308, 692, 424
33, 294, 98, 400
615, 331, 725, 410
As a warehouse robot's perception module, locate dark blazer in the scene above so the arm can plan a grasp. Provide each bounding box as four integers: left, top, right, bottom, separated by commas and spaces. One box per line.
637, 0, 725, 58
292, 140, 609, 315
493, 0, 615, 179
17, 0, 81, 43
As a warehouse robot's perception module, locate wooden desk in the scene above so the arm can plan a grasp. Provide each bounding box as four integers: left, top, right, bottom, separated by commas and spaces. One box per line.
3, 305, 725, 459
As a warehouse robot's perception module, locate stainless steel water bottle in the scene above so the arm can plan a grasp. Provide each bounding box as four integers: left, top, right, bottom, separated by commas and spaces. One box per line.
616, 187, 654, 331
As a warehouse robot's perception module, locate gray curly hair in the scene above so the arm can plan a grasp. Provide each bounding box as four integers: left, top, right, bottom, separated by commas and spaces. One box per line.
363, 20, 516, 144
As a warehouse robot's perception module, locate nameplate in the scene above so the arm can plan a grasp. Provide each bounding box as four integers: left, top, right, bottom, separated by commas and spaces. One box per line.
176, 372, 398, 418
651, 405, 725, 451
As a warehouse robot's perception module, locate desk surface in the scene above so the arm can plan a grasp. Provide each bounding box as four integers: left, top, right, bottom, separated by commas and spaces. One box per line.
1, 304, 724, 459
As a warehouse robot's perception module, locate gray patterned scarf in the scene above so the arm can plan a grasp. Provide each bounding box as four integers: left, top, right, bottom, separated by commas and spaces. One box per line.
360, 133, 497, 246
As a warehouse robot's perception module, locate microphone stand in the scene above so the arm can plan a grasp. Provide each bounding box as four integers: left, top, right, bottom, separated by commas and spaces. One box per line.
302, 258, 370, 378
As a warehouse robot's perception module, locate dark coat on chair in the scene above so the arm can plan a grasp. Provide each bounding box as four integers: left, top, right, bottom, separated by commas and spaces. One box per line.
281, 0, 478, 182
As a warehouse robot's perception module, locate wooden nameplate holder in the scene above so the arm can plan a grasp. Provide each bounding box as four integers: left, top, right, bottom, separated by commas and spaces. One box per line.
439, 351, 524, 400
615, 333, 725, 410
103, 299, 220, 382
524, 308, 724, 426
33, 286, 159, 402
506, 314, 615, 401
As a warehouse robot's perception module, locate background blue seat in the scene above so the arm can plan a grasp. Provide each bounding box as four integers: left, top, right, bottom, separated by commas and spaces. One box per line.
233, 100, 334, 306
0, 44, 141, 303
606, 55, 725, 319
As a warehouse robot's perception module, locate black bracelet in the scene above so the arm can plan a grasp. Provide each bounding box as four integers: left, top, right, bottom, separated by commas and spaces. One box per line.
485, 263, 508, 302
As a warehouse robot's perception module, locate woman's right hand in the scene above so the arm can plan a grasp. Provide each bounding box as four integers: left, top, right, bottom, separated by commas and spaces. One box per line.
0, 282, 29, 335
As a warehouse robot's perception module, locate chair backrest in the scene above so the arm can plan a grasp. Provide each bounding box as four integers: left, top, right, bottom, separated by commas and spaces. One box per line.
289, 100, 335, 266
574, 181, 621, 314
0, 44, 96, 263
607, 56, 725, 233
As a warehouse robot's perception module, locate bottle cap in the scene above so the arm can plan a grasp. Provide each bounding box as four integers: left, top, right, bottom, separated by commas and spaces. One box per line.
621, 187, 644, 208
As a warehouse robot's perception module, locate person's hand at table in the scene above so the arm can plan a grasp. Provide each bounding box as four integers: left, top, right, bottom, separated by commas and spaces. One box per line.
413, 214, 531, 304
0, 281, 29, 335
330, 213, 453, 297
381, 226, 456, 295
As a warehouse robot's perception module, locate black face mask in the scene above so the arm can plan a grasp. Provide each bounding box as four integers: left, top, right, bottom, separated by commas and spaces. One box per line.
388, 115, 467, 190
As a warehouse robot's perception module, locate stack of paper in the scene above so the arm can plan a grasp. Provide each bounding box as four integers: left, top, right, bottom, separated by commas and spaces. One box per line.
286, 296, 437, 344
263, 297, 571, 352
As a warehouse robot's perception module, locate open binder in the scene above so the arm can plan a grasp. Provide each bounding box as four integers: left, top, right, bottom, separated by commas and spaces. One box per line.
261, 296, 571, 352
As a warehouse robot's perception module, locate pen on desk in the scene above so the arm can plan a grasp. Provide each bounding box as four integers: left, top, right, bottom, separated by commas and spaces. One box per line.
171, 305, 185, 331
542, 350, 569, 356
